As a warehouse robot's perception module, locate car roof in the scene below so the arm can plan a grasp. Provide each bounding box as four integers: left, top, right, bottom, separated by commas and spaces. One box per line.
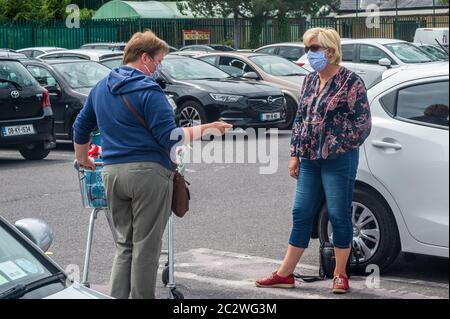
82, 42, 127, 46
23, 58, 100, 65
17, 47, 65, 51
41, 49, 119, 56
342, 38, 407, 45
198, 51, 273, 59
373, 61, 449, 90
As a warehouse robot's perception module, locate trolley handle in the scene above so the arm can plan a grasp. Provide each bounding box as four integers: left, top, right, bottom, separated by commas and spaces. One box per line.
74, 160, 104, 172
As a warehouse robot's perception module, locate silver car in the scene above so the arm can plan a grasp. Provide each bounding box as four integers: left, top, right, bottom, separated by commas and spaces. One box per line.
0, 216, 111, 299
298, 38, 437, 87
37, 49, 123, 62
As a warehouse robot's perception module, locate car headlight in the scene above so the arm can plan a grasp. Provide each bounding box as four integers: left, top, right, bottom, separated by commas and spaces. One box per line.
209, 93, 243, 103
166, 94, 177, 110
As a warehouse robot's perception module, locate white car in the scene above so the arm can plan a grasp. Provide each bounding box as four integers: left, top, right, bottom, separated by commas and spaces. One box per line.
37, 49, 123, 62
16, 47, 66, 58
299, 38, 437, 87
317, 62, 449, 271
414, 27, 449, 51
0, 217, 111, 299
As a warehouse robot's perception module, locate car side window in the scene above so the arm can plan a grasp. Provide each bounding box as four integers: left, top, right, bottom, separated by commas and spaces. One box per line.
278, 46, 303, 61
199, 56, 217, 66
396, 81, 449, 128
218, 57, 255, 77
359, 45, 391, 64
342, 44, 357, 62
19, 50, 33, 58
26, 65, 57, 87
258, 47, 277, 55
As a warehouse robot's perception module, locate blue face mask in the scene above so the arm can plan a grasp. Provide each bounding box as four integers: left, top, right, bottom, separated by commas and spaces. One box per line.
307, 50, 329, 73
144, 59, 163, 80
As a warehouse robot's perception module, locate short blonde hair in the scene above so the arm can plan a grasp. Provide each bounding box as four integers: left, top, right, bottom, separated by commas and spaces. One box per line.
303, 28, 342, 65
123, 31, 170, 64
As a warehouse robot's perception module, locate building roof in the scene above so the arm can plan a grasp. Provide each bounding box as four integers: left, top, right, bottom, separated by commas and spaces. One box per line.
93, 0, 223, 19
339, 0, 448, 12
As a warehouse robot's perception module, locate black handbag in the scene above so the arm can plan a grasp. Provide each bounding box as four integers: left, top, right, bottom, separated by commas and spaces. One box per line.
294, 242, 359, 282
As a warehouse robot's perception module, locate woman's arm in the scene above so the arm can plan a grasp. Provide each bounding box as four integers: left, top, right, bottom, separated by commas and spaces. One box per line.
347, 77, 372, 146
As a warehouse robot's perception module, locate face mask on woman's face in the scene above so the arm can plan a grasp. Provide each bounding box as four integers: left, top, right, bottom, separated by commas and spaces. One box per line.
307, 50, 329, 73
144, 57, 163, 80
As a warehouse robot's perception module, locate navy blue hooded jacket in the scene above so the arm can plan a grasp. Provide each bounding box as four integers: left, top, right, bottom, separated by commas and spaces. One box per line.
73, 66, 184, 170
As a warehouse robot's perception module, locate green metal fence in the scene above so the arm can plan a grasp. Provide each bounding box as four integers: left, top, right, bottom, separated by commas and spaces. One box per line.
0, 15, 448, 50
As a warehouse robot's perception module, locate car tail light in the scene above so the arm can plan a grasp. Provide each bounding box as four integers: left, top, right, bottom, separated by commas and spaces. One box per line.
41, 89, 51, 109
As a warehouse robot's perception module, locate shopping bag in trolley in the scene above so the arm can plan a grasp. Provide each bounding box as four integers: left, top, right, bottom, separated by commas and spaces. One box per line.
78, 165, 108, 209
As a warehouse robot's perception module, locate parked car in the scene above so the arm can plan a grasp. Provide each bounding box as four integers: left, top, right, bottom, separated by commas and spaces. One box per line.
316, 62, 449, 271
0, 49, 27, 60
158, 55, 286, 128
179, 44, 236, 52
0, 58, 55, 160
414, 27, 449, 51
254, 42, 306, 66
412, 42, 449, 61
36, 49, 123, 62
99, 56, 123, 69
0, 216, 111, 299
81, 42, 128, 51
16, 47, 65, 58
298, 38, 436, 87
22, 59, 111, 140
196, 52, 309, 129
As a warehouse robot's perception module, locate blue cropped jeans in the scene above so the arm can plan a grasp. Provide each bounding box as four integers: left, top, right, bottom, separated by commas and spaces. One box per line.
289, 149, 359, 249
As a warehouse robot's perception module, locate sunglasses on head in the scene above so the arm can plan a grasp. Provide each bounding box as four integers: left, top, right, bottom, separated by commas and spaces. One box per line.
305, 45, 326, 53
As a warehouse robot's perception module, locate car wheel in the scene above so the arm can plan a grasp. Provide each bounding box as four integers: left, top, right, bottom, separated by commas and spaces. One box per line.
318, 186, 400, 273
19, 143, 50, 161
178, 101, 207, 128
278, 96, 297, 130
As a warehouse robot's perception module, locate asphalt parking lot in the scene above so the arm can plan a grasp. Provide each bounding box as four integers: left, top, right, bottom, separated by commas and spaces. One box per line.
0, 131, 448, 299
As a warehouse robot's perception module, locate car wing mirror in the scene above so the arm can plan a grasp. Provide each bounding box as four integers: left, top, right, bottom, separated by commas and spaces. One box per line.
156, 77, 167, 89
45, 85, 61, 95
15, 218, 54, 252
378, 58, 392, 68
242, 72, 259, 80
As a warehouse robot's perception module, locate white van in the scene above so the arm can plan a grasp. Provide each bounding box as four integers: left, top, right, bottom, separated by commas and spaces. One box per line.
414, 27, 449, 50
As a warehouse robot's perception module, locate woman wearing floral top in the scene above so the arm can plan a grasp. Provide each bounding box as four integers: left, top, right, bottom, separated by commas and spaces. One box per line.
256, 28, 372, 294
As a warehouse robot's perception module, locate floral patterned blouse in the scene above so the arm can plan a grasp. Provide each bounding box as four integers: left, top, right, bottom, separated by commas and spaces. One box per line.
290, 67, 372, 160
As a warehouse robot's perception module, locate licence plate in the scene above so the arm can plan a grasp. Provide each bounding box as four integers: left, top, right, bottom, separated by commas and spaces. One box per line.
1, 124, 35, 137
260, 112, 281, 121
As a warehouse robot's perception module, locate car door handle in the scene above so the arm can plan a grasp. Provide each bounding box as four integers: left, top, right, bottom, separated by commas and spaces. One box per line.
371, 140, 402, 150
356, 70, 366, 75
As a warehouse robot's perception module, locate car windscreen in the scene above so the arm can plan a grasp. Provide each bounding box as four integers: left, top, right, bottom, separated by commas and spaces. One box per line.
52, 61, 110, 89
0, 61, 39, 89
420, 45, 449, 60
0, 223, 53, 295
384, 43, 434, 63
249, 55, 309, 76
210, 45, 235, 51
162, 57, 231, 80
101, 58, 123, 69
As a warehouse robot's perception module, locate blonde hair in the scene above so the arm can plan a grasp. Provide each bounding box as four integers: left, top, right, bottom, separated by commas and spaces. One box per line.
303, 28, 342, 65
123, 31, 170, 64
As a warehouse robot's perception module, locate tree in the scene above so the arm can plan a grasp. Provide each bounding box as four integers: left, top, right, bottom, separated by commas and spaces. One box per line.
180, 0, 339, 48
0, 0, 70, 20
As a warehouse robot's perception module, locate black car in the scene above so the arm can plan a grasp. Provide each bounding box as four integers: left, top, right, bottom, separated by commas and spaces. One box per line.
21, 59, 111, 140
159, 55, 286, 128
0, 58, 55, 160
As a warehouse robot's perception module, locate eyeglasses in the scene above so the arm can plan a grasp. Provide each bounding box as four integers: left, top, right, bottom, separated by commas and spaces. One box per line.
305, 45, 326, 53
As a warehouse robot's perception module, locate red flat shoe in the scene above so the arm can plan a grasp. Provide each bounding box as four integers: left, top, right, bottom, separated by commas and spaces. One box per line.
255, 272, 295, 288
332, 274, 350, 294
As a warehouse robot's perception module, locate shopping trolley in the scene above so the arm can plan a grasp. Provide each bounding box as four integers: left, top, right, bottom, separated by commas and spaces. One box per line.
75, 152, 186, 299
74, 161, 116, 288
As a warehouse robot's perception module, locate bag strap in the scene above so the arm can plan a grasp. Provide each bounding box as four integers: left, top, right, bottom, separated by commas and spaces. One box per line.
120, 95, 168, 151
120, 95, 177, 171
293, 273, 325, 283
